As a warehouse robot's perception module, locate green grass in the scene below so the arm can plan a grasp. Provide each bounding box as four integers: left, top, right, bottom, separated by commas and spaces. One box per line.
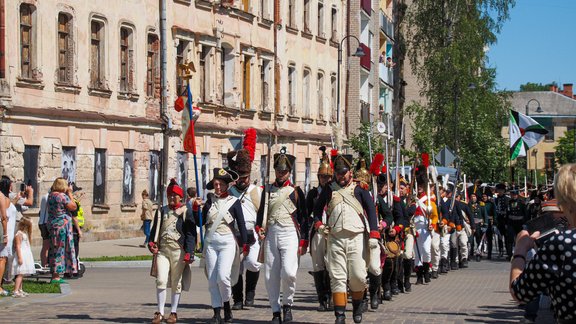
82, 253, 203, 262
2, 280, 61, 295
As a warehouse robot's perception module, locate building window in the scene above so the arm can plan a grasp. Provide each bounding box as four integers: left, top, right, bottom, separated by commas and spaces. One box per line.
288, 0, 296, 28
303, 68, 311, 118
288, 65, 296, 115
330, 74, 336, 122
119, 26, 134, 92
242, 55, 252, 109
534, 117, 554, 141
146, 34, 159, 97
260, 155, 268, 186
331, 7, 338, 42
122, 150, 135, 204
20, 4, 35, 79
305, 158, 311, 194
261, 58, 270, 111
544, 152, 555, 171
199, 45, 211, 102
242, 0, 250, 11
177, 152, 188, 192
303, 0, 311, 32
23, 145, 39, 207
222, 44, 235, 107
149, 151, 160, 202
317, 2, 324, 37
259, 0, 269, 19
176, 40, 189, 96
57, 13, 73, 84
90, 20, 105, 89
200, 153, 210, 200
221, 153, 229, 169
93, 149, 107, 205
317, 72, 324, 120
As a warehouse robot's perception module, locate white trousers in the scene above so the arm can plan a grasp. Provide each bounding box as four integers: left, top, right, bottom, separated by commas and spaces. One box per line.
205, 232, 237, 307
414, 216, 431, 266
241, 231, 262, 273
440, 233, 451, 259
156, 239, 186, 293
327, 230, 367, 294
450, 229, 469, 261
264, 224, 299, 312
402, 233, 415, 260
430, 230, 440, 271
310, 231, 328, 272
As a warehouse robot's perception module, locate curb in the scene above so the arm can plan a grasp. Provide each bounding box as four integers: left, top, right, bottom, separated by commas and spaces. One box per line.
83, 260, 203, 268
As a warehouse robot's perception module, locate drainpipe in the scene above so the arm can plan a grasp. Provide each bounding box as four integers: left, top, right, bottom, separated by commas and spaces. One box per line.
159, 0, 169, 206
0, 0, 5, 79
344, 0, 351, 138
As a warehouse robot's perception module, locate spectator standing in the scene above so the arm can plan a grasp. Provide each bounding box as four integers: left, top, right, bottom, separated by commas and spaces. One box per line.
47, 178, 78, 283
11, 217, 36, 297
38, 191, 50, 267
68, 183, 84, 278
0, 176, 16, 296
141, 190, 154, 247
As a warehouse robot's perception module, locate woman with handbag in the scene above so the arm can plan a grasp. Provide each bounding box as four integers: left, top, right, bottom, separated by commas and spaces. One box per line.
202, 168, 248, 324
148, 179, 196, 324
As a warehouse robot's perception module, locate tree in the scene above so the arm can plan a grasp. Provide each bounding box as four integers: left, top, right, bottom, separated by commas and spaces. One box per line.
555, 129, 575, 166
519, 82, 557, 92
348, 122, 384, 163
404, 0, 515, 182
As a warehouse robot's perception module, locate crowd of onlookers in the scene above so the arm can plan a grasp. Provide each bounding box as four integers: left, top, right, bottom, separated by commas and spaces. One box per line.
0, 176, 85, 298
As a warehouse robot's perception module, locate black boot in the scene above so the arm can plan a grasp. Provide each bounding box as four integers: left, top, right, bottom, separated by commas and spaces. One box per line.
423, 263, 431, 284
403, 259, 412, 292
211, 308, 223, 324
461, 258, 469, 268
271, 312, 282, 324
368, 273, 380, 310
323, 270, 333, 310
223, 301, 233, 323
431, 270, 439, 279
390, 260, 400, 294
231, 274, 244, 310
282, 305, 293, 323
450, 248, 459, 270
382, 290, 392, 301
334, 306, 346, 324
313, 271, 329, 311
439, 258, 448, 274
415, 266, 424, 285
352, 299, 363, 324
244, 270, 259, 307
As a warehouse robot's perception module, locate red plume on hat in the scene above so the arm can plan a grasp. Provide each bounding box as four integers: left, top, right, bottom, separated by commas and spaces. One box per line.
381, 164, 387, 174
421, 152, 430, 168
243, 128, 257, 162
369, 153, 385, 175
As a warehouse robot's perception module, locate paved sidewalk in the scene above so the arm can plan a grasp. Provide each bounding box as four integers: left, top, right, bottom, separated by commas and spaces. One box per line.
1, 258, 554, 323
31, 237, 149, 259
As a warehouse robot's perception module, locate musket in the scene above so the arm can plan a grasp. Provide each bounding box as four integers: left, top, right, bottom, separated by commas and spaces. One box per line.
449, 158, 461, 214
395, 139, 401, 198
257, 134, 273, 263
385, 133, 392, 206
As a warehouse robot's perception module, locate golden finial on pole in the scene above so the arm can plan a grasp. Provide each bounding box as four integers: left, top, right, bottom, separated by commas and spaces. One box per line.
177, 61, 196, 81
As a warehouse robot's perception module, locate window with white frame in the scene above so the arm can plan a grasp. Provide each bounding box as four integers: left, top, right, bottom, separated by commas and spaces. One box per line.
303, 68, 311, 118
317, 2, 324, 37
288, 65, 296, 115
317, 72, 324, 120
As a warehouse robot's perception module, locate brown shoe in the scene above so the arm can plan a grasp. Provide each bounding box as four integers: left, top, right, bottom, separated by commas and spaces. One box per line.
166, 312, 178, 323
151, 312, 163, 324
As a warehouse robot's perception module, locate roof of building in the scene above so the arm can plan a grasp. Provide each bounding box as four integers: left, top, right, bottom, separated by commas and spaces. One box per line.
510, 91, 576, 116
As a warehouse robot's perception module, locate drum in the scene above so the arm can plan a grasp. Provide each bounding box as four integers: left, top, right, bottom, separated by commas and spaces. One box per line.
384, 241, 401, 258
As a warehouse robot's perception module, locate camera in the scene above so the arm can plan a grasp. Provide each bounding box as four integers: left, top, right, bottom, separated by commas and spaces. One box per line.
20, 183, 26, 192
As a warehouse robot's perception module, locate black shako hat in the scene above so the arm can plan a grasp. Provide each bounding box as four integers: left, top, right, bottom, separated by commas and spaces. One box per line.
333, 154, 353, 174
273, 147, 296, 171
207, 168, 239, 190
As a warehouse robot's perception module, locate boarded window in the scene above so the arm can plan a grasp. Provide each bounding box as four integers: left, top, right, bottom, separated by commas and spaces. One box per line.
317, 2, 324, 36
199, 46, 210, 102
146, 34, 159, 97
57, 13, 73, 84
23, 146, 39, 208
149, 151, 160, 202
243, 0, 250, 11
177, 152, 188, 193
303, 68, 311, 118
93, 149, 106, 204
260, 155, 268, 186
176, 40, 189, 96
61, 147, 76, 184
317, 72, 324, 119
304, 158, 311, 194
331, 7, 337, 41
330, 74, 337, 122
20, 4, 34, 79
288, 65, 296, 114
120, 27, 134, 92
261, 59, 270, 110
242, 55, 251, 109
90, 20, 104, 88
122, 150, 135, 204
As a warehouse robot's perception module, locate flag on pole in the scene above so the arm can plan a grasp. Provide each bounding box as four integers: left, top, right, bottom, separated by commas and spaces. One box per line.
509, 110, 548, 160
176, 84, 201, 154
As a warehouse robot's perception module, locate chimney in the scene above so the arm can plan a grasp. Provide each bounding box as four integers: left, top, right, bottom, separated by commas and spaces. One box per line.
563, 83, 573, 98
550, 85, 558, 92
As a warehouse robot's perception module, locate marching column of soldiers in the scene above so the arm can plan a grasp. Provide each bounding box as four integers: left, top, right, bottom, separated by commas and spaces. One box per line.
188, 128, 546, 324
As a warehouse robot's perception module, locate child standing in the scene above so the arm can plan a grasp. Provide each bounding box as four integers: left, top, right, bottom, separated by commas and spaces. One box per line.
12, 217, 35, 297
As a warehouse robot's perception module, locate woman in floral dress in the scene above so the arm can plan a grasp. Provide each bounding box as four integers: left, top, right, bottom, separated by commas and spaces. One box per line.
47, 178, 78, 283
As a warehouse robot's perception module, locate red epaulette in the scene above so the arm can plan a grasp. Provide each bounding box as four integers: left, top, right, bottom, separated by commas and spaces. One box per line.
393, 195, 400, 202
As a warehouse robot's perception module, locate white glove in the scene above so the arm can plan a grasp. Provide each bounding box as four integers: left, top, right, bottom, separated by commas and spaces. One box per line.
369, 238, 379, 249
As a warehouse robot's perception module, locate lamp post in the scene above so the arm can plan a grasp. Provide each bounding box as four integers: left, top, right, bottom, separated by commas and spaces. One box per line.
525, 98, 543, 185
336, 35, 366, 133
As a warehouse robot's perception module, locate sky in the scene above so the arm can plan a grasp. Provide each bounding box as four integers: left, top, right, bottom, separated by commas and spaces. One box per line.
487, 0, 576, 91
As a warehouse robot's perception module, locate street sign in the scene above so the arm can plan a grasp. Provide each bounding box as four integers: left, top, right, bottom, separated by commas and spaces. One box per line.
376, 122, 386, 134
435, 146, 456, 167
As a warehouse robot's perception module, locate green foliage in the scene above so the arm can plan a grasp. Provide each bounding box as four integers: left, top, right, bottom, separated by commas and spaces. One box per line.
404, 0, 515, 182
348, 122, 384, 161
519, 82, 557, 92
555, 129, 576, 166
2, 280, 61, 294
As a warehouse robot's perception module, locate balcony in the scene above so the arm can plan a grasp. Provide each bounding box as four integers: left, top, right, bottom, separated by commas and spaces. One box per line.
380, 10, 394, 40
360, 43, 371, 71
379, 63, 393, 86
361, 0, 371, 15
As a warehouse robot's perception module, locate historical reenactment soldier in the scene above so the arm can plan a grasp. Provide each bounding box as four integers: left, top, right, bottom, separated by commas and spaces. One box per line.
306, 146, 333, 312
396, 176, 414, 292
256, 147, 309, 324
494, 183, 509, 258
480, 190, 495, 259
448, 192, 471, 269
505, 189, 527, 258
227, 129, 263, 310
312, 153, 380, 324
468, 193, 488, 261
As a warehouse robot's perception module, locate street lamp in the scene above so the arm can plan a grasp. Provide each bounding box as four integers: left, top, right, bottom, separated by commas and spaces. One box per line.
336, 35, 366, 127
525, 98, 543, 115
